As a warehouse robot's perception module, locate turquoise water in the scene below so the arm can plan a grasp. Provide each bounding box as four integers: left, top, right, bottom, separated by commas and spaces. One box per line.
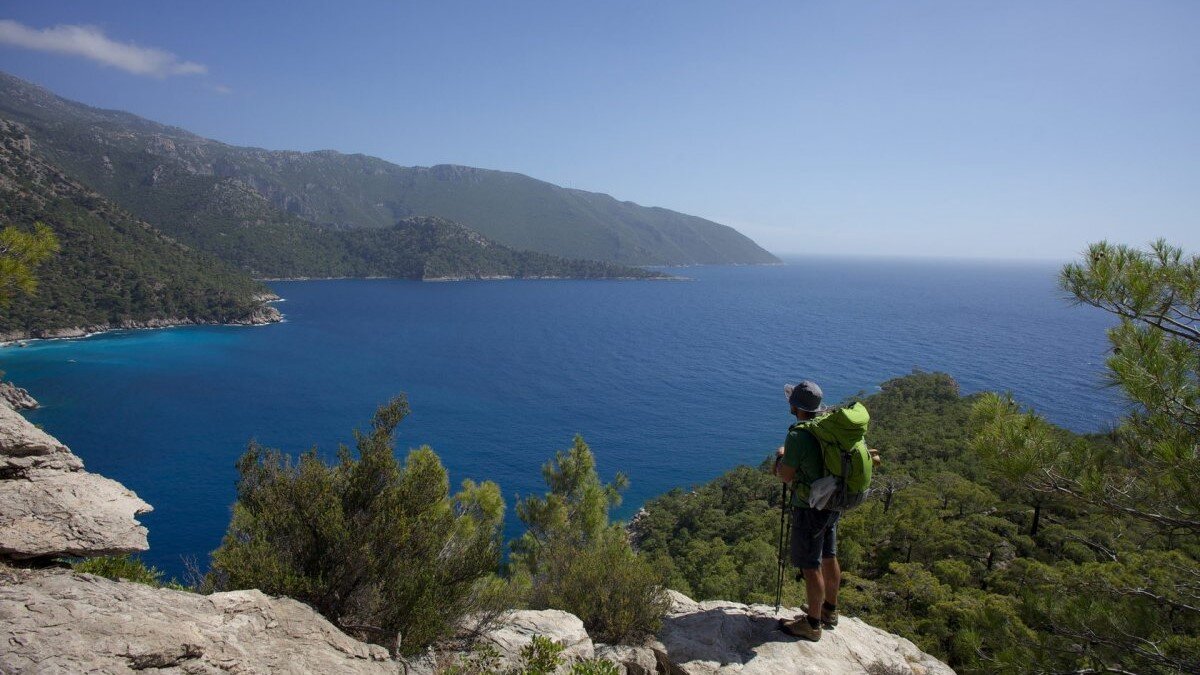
1, 258, 1121, 578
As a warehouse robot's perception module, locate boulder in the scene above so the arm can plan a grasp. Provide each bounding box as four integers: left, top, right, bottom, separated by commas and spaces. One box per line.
406, 609, 596, 675
654, 590, 954, 675
0, 565, 395, 673
471, 609, 595, 674
0, 404, 151, 560
595, 643, 660, 675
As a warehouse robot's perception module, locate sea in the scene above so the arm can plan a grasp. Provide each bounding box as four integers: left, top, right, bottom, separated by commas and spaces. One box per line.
0, 256, 1123, 579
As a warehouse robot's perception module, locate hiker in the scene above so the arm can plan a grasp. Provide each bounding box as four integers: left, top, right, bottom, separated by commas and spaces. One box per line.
773, 380, 843, 642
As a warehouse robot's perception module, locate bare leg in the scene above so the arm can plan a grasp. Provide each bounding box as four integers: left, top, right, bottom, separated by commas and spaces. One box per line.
801, 567, 824, 622
821, 556, 841, 607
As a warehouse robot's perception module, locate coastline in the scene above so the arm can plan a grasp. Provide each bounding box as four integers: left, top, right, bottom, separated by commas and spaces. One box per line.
258, 273, 681, 282
0, 299, 283, 347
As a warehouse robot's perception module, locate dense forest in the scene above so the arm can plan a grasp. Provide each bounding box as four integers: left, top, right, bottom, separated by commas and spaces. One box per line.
0, 120, 273, 336
633, 369, 1195, 673
634, 241, 1200, 674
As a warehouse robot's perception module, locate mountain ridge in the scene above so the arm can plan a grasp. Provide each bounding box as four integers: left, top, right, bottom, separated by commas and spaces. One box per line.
0, 70, 778, 268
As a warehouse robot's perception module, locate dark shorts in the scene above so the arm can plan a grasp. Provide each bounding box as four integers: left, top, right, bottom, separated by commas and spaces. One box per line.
790, 507, 840, 570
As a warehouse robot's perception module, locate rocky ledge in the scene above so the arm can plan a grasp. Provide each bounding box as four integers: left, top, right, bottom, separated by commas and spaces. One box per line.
0, 565, 394, 674
0, 381, 37, 410
652, 590, 953, 675
403, 588, 952, 674
0, 404, 151, 560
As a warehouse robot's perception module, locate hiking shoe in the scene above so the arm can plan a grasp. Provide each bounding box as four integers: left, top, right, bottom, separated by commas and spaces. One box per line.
800, 602, 839, 628
778, 616, 822, 642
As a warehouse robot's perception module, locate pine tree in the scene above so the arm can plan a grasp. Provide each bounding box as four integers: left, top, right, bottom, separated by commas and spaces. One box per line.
511, 436, 668, 643
972, 240, 1200, 673
0, 222, 59, 306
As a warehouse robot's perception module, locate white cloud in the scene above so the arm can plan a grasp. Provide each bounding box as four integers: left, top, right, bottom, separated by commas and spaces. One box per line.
210, 83, 233, 95
0, 19, 206, 78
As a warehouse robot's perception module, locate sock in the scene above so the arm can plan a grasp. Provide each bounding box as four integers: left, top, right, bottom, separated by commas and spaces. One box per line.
823, 601, 837, 611
807, 615, 821, 629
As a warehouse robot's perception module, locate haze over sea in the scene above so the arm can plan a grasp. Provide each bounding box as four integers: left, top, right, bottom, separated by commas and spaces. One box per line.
2, 257, 1121, 578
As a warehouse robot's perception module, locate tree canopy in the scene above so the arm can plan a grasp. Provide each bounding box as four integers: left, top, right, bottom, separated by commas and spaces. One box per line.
635, 241, 1200, 673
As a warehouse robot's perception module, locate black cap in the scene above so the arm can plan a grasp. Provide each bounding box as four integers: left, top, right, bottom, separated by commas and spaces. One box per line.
784, 380, 824, 413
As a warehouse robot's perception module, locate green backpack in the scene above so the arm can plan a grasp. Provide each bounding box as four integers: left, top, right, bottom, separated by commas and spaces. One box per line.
795, 402, 873, 511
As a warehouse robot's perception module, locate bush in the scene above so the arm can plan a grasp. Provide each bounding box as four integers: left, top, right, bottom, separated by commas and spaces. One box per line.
530, 527, 670, 643
207, 395, 505, 655
73, 555, 179, 588
438, 636, 619, 675
512, 436, 669, 643
568, 660, 621, 675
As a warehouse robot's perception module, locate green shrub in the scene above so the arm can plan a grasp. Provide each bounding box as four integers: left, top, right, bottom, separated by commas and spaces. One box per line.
437, 636, 619, 675
512, 436, 669, 643
207, 396, 505, 655
439, 642, 503, 675
569, 660, 621, 675
516, 635, 564, 675
531, 527, 669, 643
73, 555, 170, 587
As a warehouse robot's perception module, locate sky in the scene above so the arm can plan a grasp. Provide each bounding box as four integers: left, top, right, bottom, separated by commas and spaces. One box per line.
1, 1, 1197, 260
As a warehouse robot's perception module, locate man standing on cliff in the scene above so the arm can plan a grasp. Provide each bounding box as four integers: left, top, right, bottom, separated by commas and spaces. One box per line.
773, 380, 840, 642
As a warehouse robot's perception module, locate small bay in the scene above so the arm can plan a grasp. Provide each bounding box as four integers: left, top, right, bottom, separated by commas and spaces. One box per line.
1, 257, 1120, 578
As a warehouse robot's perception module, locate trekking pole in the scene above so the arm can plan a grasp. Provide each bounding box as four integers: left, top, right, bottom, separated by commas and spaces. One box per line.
775, 483, 788, 613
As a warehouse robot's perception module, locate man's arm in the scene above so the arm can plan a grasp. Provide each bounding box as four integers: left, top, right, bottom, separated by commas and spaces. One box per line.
773, 445, 797, 483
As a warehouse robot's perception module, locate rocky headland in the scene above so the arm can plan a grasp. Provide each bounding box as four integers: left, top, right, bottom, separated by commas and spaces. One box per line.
0, 392, 953, 674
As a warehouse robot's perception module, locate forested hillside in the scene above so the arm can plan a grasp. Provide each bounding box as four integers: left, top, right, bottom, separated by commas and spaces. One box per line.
0, 119, 275, 337
0, 71, 778, 268
633, 369, 1197, 674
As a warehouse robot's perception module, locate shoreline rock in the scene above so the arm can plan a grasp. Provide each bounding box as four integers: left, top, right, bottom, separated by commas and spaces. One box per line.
258, 274, 677, 282
0, 304, 282, 346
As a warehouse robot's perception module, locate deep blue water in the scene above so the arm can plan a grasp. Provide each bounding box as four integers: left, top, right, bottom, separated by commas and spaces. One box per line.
1, 258, 1122, 579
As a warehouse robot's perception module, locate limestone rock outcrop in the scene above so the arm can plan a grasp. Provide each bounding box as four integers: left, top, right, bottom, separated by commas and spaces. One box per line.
405, 609, 597, 674
0, 404, 151, 560
405, 591, 954, 675
479, 609, 595, 670
0, 565, 394, 674
0, 381, 37, 410
595, 643, 660, 674
652, 590, 954, 674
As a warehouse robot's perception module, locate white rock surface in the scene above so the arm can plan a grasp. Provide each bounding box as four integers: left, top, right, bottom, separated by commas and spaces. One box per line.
655, 590, 954, 675
0, 565, 396, 674
405, 609, 597, 675
596, 643, 660, 675
480, 608, 595, 667
0, 405, 75, 472
0, 404, 151, 559
0, 381, 38, 410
